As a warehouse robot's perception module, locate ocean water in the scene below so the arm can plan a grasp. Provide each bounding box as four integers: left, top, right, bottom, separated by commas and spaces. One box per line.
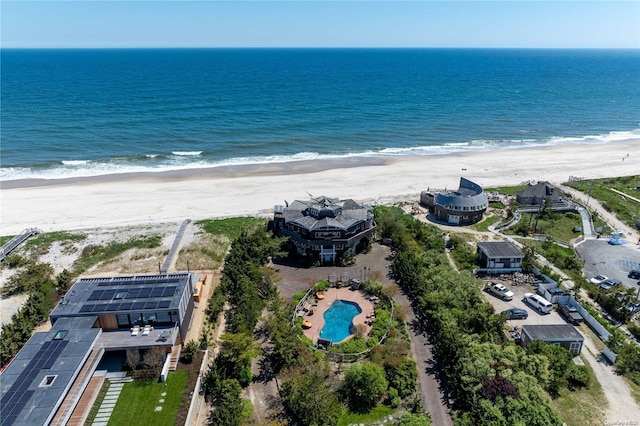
1, 48, 639, 181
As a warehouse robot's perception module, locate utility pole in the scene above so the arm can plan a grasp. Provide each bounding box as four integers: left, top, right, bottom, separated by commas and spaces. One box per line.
586, 181, 594, 206
533, 199, 544, 234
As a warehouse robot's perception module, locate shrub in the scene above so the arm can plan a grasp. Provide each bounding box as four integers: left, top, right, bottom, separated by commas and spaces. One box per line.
343, 362, 388, 411
181, 340, 198, 363
567, 365, 591, 389
3, 253, 27, 268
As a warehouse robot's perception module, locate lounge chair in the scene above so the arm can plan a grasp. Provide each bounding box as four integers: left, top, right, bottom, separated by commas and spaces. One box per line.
142, 325, 151, 336
131, 325, 140, 336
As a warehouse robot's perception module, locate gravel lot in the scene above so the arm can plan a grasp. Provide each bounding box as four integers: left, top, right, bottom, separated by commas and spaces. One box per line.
576, 239, 640, 291
481, 278, 574, 328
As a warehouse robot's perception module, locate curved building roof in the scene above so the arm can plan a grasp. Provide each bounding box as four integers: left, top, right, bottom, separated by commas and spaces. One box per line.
435, 177, 488, 209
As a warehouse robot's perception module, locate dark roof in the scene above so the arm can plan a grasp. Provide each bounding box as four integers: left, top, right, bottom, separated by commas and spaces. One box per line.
0, 317, 100, 426
516, 181, 565, 202
435, 177, 488, 208
281, 196, 372, 232
50, 272, 193, 319
477, 241, 523, 258
522, 324, 584, 342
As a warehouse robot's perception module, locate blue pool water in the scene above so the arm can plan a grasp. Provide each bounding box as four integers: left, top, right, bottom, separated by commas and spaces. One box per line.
320, 300, 362, 343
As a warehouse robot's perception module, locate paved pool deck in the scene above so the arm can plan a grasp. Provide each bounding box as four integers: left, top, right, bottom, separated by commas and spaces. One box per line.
302, 287, 376, 344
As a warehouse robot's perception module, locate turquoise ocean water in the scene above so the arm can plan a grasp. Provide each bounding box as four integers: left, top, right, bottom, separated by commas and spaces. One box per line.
1, 48, 639, 181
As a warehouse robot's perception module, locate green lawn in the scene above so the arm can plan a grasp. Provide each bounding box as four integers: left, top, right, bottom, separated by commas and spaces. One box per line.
338, 405, 396, 426
108, 371, 188, 426
504, 211, 583, 244
484, 185, 528, 195
550, 357, 605, 426
471, 214, 501, 232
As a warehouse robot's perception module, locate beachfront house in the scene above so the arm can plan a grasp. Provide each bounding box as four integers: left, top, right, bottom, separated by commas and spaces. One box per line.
0, 272, 197, 425
273, 195, 375, 264
516, 181, 567, 207
476, 241, 524, 274
420, 177, 488, 225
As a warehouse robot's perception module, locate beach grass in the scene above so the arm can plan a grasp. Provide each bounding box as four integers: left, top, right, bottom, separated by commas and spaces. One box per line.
24, 231, 86, 258
567, 175, 640, 231
624, 376, 640, 405
175, 232, 229, 270
550, 356, 605, 426
337, 405, 396, 426
196, 216, 267, 240
72, 234, 162, 275
108, 371, 188, 426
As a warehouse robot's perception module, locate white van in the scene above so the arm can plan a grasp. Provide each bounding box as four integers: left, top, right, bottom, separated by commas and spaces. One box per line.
523, 293, 553, 314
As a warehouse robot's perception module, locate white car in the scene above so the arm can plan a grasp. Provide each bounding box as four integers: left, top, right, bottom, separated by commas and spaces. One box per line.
487, 282, 514, 301
589, 274, 608, 285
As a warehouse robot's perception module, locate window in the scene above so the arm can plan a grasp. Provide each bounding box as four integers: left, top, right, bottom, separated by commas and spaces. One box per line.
40, 375, 57, 387
53, 330, 68, 340
114, 291, 127, 300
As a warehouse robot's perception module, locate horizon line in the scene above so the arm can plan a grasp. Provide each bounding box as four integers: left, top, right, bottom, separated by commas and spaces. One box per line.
2, 46, 639, 50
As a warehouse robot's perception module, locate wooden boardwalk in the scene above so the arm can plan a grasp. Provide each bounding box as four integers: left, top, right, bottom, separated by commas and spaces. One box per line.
0, 227, 41, 262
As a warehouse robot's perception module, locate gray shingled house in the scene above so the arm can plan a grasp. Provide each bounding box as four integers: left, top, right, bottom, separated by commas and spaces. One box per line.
516, 181, 567, 206
273, 196, 375, 264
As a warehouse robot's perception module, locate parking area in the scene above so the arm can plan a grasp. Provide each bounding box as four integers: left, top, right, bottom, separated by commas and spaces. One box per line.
576, 239, 640, 291
481, 278, 575, 328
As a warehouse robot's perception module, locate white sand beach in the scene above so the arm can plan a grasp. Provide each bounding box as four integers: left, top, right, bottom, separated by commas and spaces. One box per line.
1, 140, 639, 236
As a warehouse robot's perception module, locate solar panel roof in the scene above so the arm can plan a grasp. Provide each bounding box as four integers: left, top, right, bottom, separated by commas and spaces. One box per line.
0, 318, 100, 426
50, 273, 192, 319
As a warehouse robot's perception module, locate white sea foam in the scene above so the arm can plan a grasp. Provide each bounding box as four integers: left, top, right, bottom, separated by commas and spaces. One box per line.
2, 129, 638, 182
61, 160, 89, 166
172, 151, 202, 156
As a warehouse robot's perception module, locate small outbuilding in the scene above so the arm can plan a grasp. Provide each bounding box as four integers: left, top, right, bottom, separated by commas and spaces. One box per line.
476, 241, 524, 274
520, 324, 584, 356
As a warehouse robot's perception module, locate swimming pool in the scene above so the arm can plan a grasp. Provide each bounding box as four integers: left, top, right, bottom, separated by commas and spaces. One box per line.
319, 299, 362, 343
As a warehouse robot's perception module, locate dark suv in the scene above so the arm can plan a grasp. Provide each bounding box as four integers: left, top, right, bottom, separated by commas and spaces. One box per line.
558, 303, 583, 325
629, 269, 640, 279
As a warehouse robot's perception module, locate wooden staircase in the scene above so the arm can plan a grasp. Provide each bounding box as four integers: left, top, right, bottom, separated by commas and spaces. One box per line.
169, 343, 181, 370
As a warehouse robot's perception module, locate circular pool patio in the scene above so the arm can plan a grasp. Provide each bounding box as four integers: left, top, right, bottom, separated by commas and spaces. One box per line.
300, 287, 375, 345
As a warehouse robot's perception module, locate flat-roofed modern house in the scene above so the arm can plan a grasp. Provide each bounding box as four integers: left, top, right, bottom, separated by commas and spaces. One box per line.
273, 196, 375, 264
476, 241, 524, 274
0, 272, 197, 426
420, 177, 488, 225
49, 273, 195, 341
516, 181, 567, 207
520, 324, 584, 356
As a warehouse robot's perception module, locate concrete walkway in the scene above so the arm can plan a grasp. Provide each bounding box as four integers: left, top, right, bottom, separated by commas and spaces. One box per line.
92, 373, 132, 426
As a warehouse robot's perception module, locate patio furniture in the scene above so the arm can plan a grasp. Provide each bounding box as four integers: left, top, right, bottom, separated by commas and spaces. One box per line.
131, 325, 140, 336
142, 325, 151, 336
